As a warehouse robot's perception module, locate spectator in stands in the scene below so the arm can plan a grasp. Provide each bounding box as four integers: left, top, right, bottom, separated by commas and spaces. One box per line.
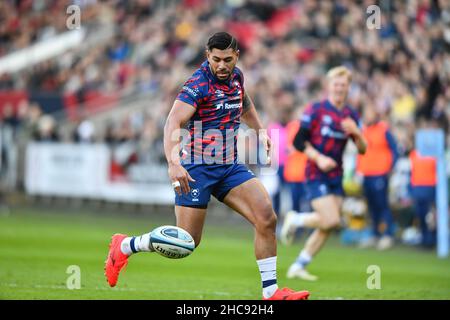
73, 118, 96, 143
33, 115, 59, 142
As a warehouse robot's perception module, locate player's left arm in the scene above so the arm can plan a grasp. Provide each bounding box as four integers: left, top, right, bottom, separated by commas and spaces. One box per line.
241, 92, 272, 159
341, 117, 367, 154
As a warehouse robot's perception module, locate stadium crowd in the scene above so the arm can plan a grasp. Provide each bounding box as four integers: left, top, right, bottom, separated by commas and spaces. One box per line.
1, 0, 449, 147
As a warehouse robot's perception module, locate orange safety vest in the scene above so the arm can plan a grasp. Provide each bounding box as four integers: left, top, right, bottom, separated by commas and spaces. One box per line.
283, 120, 307, 183
357, 121, 393, 176
409, 149, 437, 186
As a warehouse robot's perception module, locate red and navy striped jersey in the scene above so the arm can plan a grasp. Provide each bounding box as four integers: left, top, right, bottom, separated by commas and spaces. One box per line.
176, 60, 245, 164
301, 99, 361, 181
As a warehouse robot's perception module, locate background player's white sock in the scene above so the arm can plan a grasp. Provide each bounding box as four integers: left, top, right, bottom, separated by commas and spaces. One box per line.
257, 256, 278, 299
295, 250, 312, 268
291, 212, 314, 227
120, 233, 154, 255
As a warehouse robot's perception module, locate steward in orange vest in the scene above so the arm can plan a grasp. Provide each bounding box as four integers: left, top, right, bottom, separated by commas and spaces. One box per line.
284, 119, 309, 212
409, 149, 437, 248
357, 108, 398, 250
409, 150, 437, 187
357, 121, 397, 176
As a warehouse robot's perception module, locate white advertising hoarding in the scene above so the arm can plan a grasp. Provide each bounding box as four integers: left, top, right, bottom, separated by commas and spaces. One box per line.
26, 143, 109, 198
25, 143, 174, 205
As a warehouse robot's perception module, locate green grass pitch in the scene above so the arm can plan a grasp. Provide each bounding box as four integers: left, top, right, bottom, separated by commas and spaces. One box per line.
1, 207, 449, 300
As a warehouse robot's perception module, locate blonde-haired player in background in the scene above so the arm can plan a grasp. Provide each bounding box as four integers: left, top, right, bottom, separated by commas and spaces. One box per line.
280, 66, 367, 281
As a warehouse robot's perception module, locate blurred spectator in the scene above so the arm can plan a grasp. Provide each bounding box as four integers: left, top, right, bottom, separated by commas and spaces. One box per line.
33, 115, 59, 142
73, 118, 96, 143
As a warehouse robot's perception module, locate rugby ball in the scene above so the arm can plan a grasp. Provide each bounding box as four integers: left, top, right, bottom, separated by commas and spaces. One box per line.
150, 225, 195, 259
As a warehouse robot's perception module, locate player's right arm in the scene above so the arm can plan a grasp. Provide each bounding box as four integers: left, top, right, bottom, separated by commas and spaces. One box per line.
293, 105, 337, 173
293, 129, 337, 172
164, 100, 197, 195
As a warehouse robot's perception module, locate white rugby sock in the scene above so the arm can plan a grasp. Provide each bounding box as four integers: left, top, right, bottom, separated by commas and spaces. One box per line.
291, 212, 314, 227
295, 250, 312, 268
257, 256, 278, 299
120, 233, 154, 255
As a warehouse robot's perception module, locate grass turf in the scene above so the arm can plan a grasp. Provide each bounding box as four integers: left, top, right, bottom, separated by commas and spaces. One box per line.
0, 207, 449, 300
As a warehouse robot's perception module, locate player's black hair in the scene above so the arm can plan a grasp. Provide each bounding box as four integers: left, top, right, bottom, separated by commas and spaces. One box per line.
206, 32, 239, 51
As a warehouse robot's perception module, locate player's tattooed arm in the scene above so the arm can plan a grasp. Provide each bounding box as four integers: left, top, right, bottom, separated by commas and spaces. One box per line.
242, 92, 252, 115
241, 92, 262, 130
240, 91, 271, 162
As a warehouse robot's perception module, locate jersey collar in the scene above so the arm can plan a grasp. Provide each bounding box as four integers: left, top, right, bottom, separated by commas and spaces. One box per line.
325, 99, 346, 113
202, 60, 235, 86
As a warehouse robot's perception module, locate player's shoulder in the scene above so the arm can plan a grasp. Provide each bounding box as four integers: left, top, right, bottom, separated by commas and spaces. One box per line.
344, 104, 360, 118
300, 102, 320, 124
185, 64, 209, 85
182, 64, 210, 95
305, 101, 324, 114
234, 66, 244, 84
344, 104, 358, 113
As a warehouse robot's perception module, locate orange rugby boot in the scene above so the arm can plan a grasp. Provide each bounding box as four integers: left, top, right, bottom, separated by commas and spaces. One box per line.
104, 234, 129, 287
263, 287, 310, 300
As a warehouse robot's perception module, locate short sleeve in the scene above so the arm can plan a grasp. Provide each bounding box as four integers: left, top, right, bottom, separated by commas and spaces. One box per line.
300, 104, 316, 130
348, 108, 362, 142
235, 67, 245, 97
351, 109, 362, 129
235, 67, 244, 86
176, 78, 203, 108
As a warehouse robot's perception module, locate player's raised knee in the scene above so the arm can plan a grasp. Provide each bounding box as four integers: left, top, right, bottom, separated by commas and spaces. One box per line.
254, 201, 277, 231
321, 217, 341, 231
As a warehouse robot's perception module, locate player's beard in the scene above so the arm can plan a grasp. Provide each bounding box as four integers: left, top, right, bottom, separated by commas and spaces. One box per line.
215, 69, 231, 81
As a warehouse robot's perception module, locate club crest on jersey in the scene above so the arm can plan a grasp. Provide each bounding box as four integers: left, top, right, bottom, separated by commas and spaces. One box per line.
233, 81, 242, 94
322, 115, 333, 125
301, 114, 311, 122
215, 90, 224, 98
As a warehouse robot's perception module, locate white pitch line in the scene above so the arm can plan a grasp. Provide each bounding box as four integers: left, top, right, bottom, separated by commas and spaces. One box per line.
1, 283, 254, 297
2, 283, 351, 299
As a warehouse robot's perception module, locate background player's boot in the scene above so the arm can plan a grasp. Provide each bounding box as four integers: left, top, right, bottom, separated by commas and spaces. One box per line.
287, 263, 318, 281
377, 236, 394, 251
280, 211, 298, 245
263, 287, 310, 300
104, 234, 129, 287
358, 236, 377, 249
